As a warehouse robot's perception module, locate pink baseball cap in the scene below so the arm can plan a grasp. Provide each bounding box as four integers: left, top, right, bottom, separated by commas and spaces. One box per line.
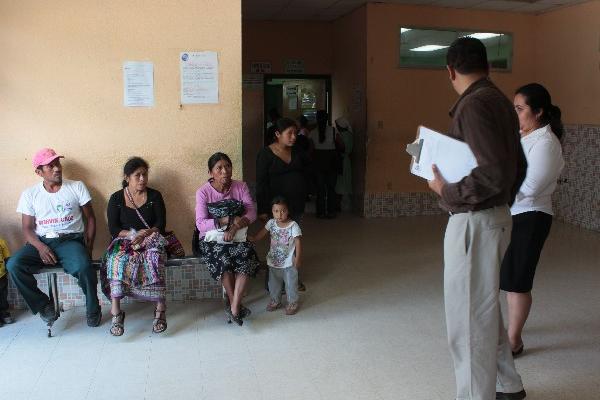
32, 148, 64, 168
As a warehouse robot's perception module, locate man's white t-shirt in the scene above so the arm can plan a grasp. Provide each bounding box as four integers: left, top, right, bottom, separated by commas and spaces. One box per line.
16, 179, 92, 237
266, 219, 302, 269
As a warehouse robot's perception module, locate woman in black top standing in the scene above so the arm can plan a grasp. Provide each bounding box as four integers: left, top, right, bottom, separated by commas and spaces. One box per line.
256, 117, 311, 290
101, 157, 169, 336
256, 118, 311, 221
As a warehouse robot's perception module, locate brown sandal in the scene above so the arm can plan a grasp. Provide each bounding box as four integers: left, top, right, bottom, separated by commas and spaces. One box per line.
153, 308, 167, 334
110, 311, 125, 336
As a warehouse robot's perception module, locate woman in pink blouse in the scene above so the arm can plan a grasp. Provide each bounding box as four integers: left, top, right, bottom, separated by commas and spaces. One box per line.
195, 152, 259, 326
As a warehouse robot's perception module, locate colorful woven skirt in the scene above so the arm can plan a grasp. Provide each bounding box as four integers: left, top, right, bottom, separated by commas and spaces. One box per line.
100, 233, 167, 302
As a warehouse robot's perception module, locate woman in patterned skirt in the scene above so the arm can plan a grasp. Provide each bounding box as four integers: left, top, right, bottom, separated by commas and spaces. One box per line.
195, 152, 260, 326
101, 157, 168, 336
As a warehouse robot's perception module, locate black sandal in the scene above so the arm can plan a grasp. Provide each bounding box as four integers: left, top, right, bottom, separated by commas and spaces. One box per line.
225, 308, 243, 326
224, 297, 250, 323
110, 311, 125, 336
153, 308, 167, 334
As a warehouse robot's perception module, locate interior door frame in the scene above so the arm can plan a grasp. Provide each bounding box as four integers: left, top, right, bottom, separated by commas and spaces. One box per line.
263, 74, 333, 127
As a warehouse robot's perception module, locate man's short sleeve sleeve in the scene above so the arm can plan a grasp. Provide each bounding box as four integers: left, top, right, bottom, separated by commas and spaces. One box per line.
76, 181, 92, 206
16, 190, 35, 216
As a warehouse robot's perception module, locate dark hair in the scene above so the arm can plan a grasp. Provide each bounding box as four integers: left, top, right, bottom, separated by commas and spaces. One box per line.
446, 37, 489, 75
316, 110, 328, 143
207, 152, 232, 172
515, 83, 563, 141
274, 117, 297, 142
265, 125, 277, 146
271, 195, 288, 208
298, 115, 308, 128
122, 156, 149, 188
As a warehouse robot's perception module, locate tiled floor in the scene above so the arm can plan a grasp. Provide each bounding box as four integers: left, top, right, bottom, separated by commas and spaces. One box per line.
0, 215, 598, 400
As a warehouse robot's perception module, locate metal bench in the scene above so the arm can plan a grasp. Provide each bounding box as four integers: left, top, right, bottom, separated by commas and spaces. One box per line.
40, 256, 206, 337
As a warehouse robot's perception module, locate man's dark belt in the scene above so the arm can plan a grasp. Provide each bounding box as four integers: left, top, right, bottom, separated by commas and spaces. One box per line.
448, 204, 507, 216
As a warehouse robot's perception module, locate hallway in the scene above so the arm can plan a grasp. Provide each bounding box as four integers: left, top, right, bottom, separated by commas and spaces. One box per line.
1, 215, 598, 400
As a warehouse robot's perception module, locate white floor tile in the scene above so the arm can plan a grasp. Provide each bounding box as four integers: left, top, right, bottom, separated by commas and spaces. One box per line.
0, 216, 598, 400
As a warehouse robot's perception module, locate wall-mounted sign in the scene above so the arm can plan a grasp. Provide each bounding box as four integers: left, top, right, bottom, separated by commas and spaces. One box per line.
284, 59, 305, 74
286, 86, 298, 110
285, 86, 298, 97
251, 61, 271, 73
180, 51, 219, 104
243, 73, 263, 89
123, 61, 154, 107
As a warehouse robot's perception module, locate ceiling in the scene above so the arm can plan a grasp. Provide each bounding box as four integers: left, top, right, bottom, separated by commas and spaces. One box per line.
242, 0, 590, 21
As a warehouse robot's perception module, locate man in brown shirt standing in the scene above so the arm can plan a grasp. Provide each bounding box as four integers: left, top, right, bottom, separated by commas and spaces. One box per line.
428, 37, 527, 400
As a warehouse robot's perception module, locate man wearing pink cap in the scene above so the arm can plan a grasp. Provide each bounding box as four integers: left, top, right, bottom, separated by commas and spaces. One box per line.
7, 148, 102, 327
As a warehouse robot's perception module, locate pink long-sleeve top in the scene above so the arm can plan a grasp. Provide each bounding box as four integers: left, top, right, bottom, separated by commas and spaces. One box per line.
195, 180, 256, 238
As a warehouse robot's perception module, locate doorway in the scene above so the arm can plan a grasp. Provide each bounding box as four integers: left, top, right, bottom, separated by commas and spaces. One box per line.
263, 74, 332, 145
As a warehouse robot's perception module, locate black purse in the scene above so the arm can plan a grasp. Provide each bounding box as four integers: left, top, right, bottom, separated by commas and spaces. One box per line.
206, 199, 246, 232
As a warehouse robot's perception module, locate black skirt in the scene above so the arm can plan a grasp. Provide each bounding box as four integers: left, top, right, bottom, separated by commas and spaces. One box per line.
199, 241, 260, 282
500, 211, 553, 293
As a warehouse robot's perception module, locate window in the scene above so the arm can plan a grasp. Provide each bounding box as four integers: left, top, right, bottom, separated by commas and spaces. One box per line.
399, 27, 513, 71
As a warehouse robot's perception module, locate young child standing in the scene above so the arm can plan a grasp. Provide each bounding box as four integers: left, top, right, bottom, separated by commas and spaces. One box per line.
0, 236, 14, 326
250, 196, 302, 315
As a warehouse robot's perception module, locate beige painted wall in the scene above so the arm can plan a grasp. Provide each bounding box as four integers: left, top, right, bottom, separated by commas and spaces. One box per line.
365, 3, 537, 193
534, 0, 600, 125
332, 6, 368, 211
0, 0, 242, 256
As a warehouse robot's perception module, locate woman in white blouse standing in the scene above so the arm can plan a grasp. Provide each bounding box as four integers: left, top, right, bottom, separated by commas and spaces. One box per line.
501, 83, 565, 356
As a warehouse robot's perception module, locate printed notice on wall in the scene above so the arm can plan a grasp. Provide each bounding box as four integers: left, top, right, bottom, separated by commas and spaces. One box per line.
284, 59, 305, 74
180, 51, 219, 104
123, 61, 154, 107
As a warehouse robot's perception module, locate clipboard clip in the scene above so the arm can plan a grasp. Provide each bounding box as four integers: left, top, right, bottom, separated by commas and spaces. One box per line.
406, 138, 424, 164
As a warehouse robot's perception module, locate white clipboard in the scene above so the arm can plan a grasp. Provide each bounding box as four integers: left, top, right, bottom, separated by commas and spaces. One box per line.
406, 125, 477, 183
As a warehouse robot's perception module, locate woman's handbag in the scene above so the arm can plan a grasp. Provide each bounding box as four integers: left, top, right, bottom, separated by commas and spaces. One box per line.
206, 199, 246, 232
124, 187, 185, 258
163, 231, 185, 258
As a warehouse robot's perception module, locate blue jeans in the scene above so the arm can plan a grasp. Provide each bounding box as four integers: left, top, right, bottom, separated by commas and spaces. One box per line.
7, 234, 100, 315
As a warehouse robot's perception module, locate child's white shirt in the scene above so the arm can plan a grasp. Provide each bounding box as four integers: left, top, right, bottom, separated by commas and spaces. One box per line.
266, 219, 302, 268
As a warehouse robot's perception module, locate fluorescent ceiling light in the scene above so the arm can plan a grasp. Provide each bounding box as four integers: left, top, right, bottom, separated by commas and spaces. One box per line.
410, 45, 449, 52
464, 32, 503, 40
401, 28, 412, 33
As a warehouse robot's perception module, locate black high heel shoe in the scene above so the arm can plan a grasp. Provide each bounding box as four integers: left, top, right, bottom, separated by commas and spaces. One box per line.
512, 343, 524, 357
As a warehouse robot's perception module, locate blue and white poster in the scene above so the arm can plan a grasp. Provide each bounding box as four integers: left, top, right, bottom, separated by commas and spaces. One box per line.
180, 51, 219, 104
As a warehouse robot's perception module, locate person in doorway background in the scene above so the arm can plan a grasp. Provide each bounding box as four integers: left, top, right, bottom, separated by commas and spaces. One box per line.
309, 110, 342, 219
334, 117, 353, 212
